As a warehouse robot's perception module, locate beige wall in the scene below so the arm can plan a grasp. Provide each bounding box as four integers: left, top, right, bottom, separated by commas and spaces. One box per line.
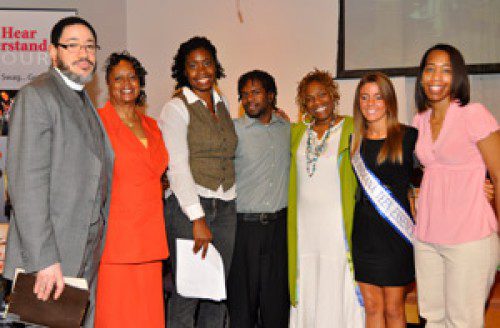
126, 0, 344, 120
127, 0, 500, 123
1, 1, 498, 122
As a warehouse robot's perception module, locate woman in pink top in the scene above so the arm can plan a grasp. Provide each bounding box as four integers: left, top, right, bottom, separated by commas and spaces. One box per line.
413, 44, 500, 327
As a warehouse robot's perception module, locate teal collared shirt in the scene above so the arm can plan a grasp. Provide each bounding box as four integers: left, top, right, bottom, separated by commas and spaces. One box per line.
234, 113, 290, 213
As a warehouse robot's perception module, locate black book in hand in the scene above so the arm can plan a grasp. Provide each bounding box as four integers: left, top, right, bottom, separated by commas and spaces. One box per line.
8, 272, 89, 328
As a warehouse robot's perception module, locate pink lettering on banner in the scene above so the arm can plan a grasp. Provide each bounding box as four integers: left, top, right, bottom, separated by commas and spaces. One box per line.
2, 26, 37, 39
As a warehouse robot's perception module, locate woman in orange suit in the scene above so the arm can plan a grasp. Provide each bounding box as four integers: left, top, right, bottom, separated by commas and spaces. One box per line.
95, 51, 169, 327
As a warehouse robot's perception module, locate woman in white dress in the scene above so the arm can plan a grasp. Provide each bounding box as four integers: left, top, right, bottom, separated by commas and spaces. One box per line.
288, 69, 364, 327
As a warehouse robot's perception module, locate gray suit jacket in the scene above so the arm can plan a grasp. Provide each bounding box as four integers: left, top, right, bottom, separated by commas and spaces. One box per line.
4, 68, 114, 281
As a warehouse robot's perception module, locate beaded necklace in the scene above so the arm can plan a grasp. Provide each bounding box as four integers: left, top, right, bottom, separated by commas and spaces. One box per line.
306, 119, 343, 177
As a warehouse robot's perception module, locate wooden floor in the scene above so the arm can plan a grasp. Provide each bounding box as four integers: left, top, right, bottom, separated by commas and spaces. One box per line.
485, 272, 500, 328
405, 272, 500, 327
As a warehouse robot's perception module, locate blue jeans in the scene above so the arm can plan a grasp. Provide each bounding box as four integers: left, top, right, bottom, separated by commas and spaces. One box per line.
164, 195, 236, 328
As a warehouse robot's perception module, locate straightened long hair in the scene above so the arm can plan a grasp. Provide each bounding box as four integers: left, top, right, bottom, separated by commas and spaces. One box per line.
415, 43, 470, 112
352, 72, 404, 164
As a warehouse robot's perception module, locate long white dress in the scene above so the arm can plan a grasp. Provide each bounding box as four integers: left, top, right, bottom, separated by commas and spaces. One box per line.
290, 123, 364, 328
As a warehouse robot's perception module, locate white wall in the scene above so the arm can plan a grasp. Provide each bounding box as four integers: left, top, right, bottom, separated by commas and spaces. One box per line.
2, 1, 498, 123
126, 0, 340, 121
0, 0, 127, 107
127, 0, 500, 124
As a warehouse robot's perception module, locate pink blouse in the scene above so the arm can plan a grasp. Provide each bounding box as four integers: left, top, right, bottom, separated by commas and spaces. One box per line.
413, 101, 498, 245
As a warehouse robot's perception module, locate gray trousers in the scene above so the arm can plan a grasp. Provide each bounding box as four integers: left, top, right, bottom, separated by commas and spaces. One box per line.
165, 195, 236, 328
79, 216, 105, 328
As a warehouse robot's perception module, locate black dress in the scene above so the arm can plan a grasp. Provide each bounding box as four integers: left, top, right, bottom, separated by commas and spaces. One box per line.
352, 126, 417, 286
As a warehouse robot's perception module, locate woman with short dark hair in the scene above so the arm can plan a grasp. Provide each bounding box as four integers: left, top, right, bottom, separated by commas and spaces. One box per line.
95, 51, 169, 327
158, 36, 237, 327
413, 44, 499, 327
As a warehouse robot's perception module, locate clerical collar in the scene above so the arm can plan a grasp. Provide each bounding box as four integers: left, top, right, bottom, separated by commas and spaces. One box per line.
54, 67, 84, 91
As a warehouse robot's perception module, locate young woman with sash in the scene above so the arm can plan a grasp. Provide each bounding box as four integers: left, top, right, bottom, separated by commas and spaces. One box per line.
412, 44, 499, 327
351, 72, 417, 328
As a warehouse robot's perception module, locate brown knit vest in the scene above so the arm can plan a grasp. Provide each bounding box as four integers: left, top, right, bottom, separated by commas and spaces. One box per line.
178, 93, 238, 191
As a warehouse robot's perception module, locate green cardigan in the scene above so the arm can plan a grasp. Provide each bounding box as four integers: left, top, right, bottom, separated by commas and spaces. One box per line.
287, 117, 358, 306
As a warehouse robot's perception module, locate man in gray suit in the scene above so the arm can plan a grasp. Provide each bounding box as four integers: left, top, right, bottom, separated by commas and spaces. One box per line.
3, 16, 113, 326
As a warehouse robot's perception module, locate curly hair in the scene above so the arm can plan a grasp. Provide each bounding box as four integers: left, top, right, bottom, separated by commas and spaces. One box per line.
171, 36, 225, 90
104, 51, 147, 106
296, 69, 340, 116
237, 70, 277, 106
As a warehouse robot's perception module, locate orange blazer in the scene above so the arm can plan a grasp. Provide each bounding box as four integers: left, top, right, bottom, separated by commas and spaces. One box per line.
98, 101, 169, 264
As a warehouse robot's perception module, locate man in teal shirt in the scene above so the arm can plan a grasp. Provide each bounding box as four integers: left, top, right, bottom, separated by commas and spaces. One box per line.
227, 70, 290, 328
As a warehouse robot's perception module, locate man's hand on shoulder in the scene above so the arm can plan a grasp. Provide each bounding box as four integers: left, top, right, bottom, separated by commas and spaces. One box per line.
274, 108, 290, 122
33, 262, 64, 301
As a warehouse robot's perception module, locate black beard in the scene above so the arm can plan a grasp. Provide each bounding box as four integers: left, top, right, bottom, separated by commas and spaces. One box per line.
56, 57, 96, 85
246, 110, 265, 119
244, 105, 270, 119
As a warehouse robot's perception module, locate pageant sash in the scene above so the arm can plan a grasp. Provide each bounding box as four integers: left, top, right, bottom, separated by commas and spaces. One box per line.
351, 147, 414, 245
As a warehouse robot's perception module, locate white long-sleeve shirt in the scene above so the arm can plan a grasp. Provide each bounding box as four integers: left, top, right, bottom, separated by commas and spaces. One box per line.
158, 87, 236, 221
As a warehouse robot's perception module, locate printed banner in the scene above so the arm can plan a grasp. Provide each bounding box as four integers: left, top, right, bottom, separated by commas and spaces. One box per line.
0, 137, 8, 222
0, 9, 76, 90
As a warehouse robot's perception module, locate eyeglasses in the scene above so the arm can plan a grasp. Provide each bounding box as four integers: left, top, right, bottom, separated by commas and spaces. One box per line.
56, 43, 101, 54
